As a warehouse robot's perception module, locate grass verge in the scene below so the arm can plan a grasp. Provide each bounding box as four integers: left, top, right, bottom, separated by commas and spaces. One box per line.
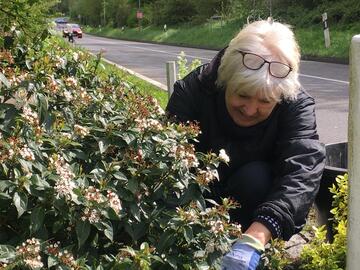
101, 61, 169, 108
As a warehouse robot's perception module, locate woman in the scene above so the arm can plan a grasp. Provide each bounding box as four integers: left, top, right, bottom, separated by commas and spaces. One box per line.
166, 19, 325, 269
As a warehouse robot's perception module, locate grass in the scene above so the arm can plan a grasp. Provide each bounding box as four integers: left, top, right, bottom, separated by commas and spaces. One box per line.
101, 61, 169, 108
85, 20, 360, 62
84, 20, 242, 49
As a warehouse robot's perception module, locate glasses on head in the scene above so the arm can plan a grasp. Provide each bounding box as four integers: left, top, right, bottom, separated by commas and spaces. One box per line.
237, 50, 292, 78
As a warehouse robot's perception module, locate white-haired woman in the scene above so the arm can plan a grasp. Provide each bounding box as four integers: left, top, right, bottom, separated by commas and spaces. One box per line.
167, 20, 325, 270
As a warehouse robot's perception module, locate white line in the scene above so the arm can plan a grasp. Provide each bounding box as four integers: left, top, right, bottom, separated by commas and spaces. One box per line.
120, 43, 212, 61
299, 73, 349, 84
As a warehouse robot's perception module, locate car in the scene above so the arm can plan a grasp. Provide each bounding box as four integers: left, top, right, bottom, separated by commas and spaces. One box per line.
63, 23, 83, 38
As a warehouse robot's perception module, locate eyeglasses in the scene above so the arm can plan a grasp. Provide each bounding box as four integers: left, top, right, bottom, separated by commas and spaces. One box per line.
237, 50, 292, 78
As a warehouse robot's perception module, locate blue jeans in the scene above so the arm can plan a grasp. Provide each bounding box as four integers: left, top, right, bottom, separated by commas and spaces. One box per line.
223, 161, 273, 230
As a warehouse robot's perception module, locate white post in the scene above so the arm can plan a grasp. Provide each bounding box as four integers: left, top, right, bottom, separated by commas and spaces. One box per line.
347, 34, 360, 270
166, 61, 176, 98
322, 13, 331, 48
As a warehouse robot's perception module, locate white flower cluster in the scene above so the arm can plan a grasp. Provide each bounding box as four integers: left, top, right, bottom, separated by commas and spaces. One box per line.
50, 154, 76, 198
46, 242, 77, 269
57, 250, 77, 269
65, 77, 78, 88
219, 149, 230, 163
47, 76, 60, 94
148, 96, 165, 116
74, 124, 90, 137
8, 72, 29, 87
155, 104, 165, 115
63, 90, 73, 102
84, 186, 104, 203
81, 207, 101, 224
176, 207, 198, 223
55, 55, 66, 68
16, 238, 43, 269
14, 88, 27, 103
135, 117, 163, 131
19, 145, 35, 161
208, 219, 225, 235
229, 223, 242, 238
197, 167, 219, 185
107, 190, 122, 214
22, 106, 39, 126
170, 144, 199, 169
77, 88, 92, 105
72, 52, 79, 61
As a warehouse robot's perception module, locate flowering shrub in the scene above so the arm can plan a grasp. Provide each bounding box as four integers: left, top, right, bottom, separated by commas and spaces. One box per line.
0, 34, 241, 269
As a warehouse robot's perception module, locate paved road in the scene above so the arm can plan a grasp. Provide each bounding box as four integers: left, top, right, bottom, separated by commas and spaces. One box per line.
76, 35, 349, 145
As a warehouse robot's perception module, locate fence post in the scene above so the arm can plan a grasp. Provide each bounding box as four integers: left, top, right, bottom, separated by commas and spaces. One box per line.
166, 61, 176, 99
322, 12, 331, 48
347, 34, 360, 270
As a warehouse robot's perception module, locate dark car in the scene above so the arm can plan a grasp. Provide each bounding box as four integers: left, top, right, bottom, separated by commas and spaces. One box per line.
63, 23, 83, 38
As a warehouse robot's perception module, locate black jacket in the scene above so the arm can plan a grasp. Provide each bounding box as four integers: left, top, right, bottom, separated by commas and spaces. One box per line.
166, 50, 326, 240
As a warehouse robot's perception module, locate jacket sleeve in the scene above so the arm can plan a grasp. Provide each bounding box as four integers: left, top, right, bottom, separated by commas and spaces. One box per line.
254, 93, 326, 240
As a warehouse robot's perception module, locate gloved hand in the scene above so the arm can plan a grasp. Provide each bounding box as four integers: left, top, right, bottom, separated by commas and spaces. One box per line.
221, 234, 265, 270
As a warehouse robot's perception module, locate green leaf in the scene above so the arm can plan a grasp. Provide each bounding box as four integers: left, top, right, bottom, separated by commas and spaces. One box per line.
76, 220, 91, 248
13, 191, 28, 217
1, 105, 18, 132
98, 139, 110, 154
0, 73, 10, 88
157, 230, 176, 253
37, 93, 49, 123
183, 226, 193, 244
0, 180, 14, 191
30, 207, 45, 234
0, 192, 11, 199
0, 245, 16, 263
127, 178, 139, 194
121, 132, 136, 145
104, 222, 114, 242
48, 255, 58, 268
129, 203, 141, 221
113, 171, 127, 181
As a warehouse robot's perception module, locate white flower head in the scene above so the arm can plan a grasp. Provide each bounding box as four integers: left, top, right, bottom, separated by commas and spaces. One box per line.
219, 149, 230, 163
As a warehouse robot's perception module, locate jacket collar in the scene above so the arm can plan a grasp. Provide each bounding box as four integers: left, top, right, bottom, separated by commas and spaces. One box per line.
197, 47, 227, 93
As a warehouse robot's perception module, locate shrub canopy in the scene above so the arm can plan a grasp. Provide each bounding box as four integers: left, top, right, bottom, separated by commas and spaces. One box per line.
0, 25, 242, 269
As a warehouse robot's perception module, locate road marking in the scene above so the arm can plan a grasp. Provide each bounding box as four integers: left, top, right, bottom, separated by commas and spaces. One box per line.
119, 43, 213, 61
299, 74, 349, 84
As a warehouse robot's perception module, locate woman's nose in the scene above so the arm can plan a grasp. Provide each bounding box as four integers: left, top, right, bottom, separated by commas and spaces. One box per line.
243, 101, 258, 116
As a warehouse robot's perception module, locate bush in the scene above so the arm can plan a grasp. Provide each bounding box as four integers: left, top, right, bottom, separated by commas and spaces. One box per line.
299, 174, 348, 270
0, 30, 242, 269
177, 51, 202, 80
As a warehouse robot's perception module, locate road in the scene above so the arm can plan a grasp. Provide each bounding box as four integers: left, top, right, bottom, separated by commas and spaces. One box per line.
76, 35, 349, 145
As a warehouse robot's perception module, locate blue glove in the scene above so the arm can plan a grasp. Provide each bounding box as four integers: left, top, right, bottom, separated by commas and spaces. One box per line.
221, 234, 264, 270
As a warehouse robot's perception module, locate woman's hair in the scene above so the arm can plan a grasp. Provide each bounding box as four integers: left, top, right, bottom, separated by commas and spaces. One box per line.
216, 19, 301, 102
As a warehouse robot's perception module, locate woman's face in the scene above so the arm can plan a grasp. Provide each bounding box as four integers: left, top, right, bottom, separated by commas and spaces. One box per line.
225, 90, 277, 127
